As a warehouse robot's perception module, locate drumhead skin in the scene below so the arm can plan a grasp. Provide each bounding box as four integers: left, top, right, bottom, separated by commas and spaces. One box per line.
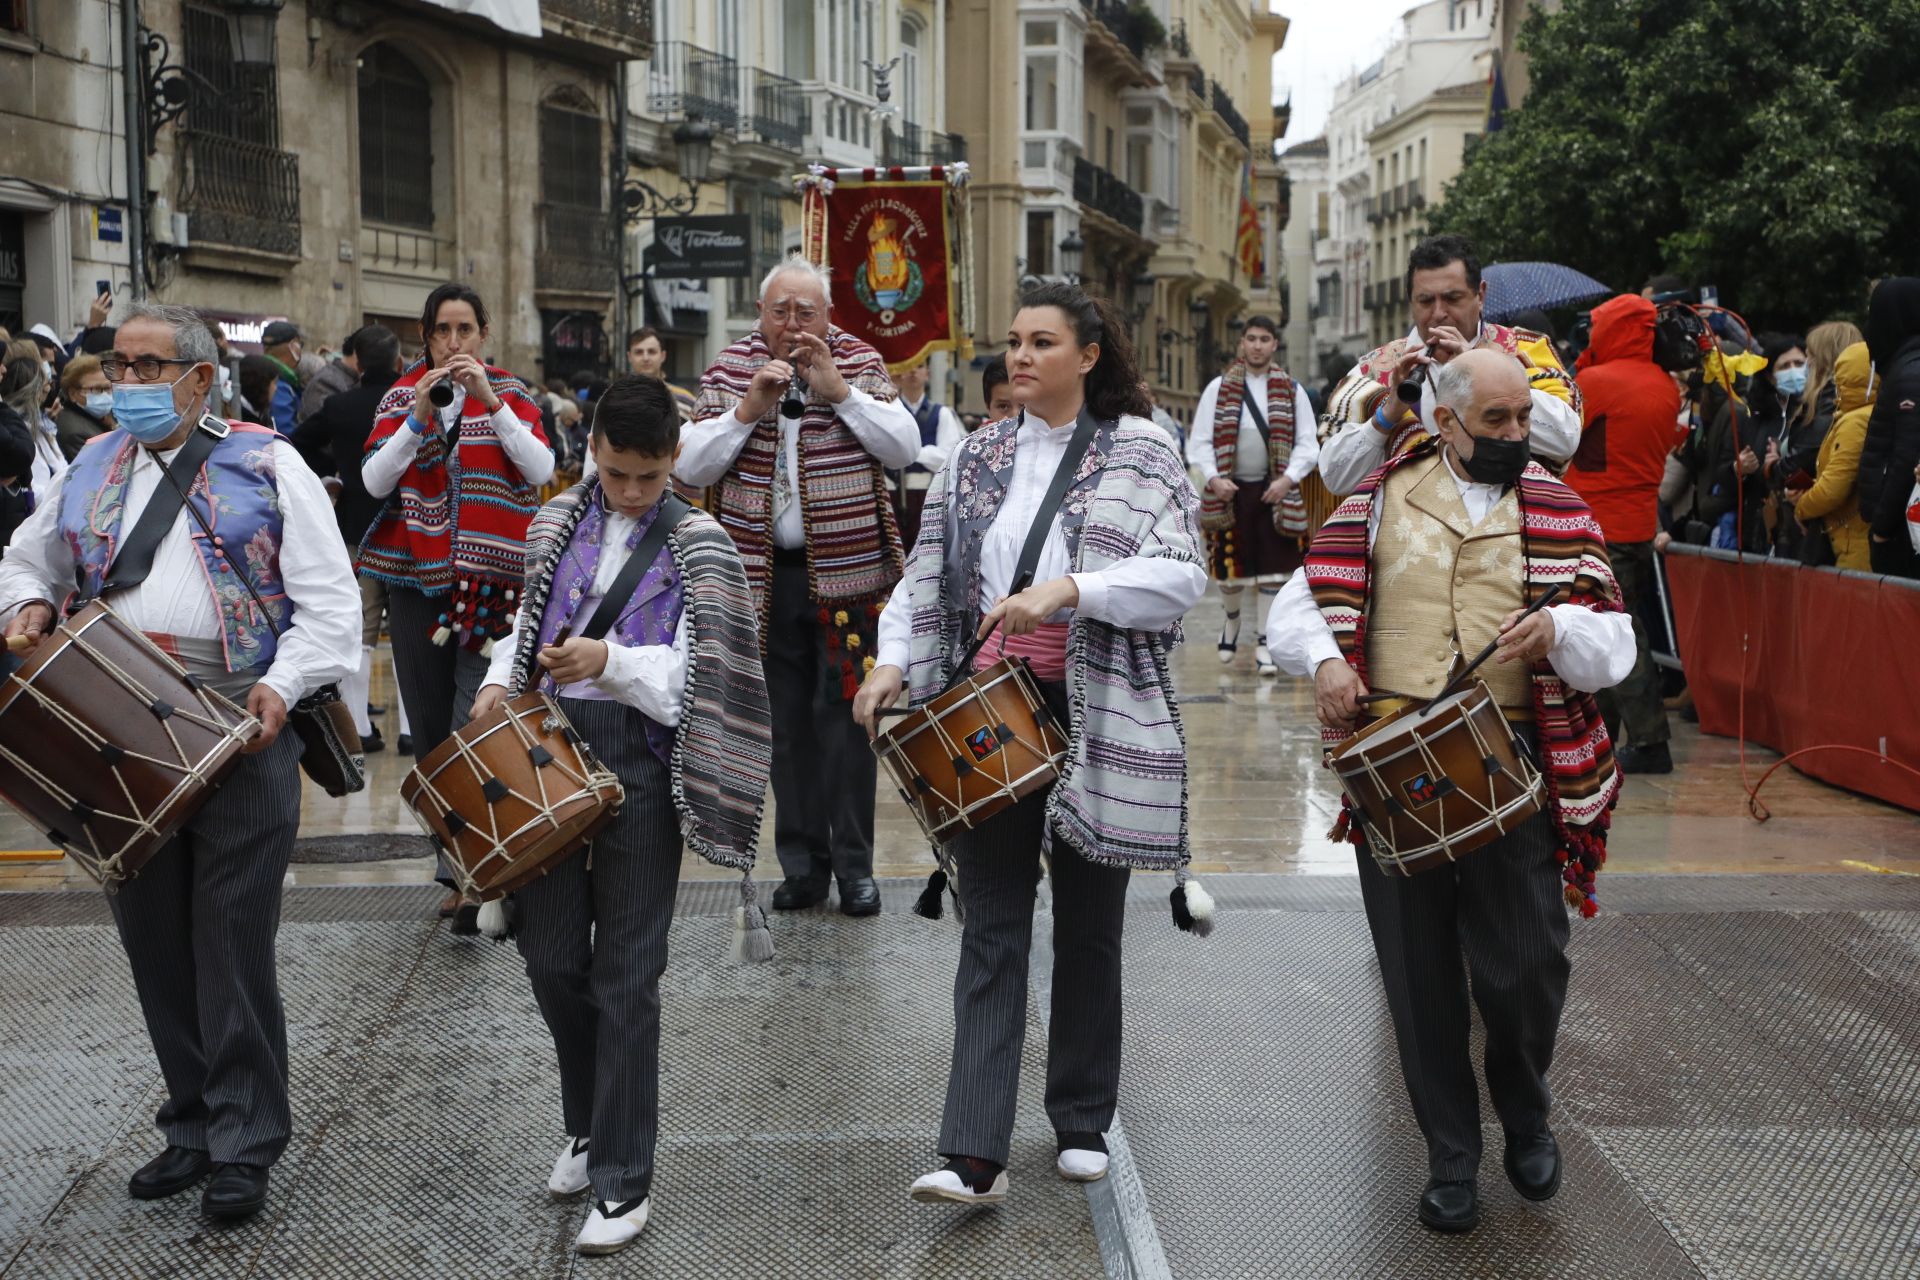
872, 656, 1068, 845
400, 692, 624, 900
1328, 679, 1545, 875
0, 601, 260, 884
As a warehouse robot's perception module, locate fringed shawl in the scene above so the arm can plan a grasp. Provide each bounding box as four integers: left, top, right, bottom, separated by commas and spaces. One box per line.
1202, 362, 1307, 534
1305, 442, 1623, 914
511, 483, 771, 871
900, 415, 1204, 871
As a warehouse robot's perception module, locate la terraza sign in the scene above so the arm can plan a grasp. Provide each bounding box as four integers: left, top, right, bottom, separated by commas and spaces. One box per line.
645, 215, 753, 280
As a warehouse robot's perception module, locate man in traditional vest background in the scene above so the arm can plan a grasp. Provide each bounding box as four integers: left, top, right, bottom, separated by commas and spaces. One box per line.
1267, 347, 1634, 1235
887, 357, 963, 551
676, 256, 919, 917
1318, 235, 1582, 498
1185, 315, 1318, 676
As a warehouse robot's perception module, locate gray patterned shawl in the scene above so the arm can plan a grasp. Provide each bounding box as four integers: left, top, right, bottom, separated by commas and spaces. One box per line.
902, 414, 1203, 870
512, 482, 772, 871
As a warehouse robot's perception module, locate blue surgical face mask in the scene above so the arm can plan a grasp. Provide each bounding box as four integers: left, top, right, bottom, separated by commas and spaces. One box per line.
84, 390, 115, 417
111, 367, 197, 444
1773, 364, 1807, 397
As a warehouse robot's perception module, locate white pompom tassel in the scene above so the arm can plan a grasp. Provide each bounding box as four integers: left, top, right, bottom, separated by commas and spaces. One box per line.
477, 899, 509, 939
1169, 874, 1216, 938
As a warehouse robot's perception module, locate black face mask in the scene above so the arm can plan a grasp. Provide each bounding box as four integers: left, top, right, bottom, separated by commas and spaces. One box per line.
1458, 434, 1531, 486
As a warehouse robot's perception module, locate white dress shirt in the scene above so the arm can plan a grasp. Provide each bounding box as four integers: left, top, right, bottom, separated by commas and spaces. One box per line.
1186, 371, 1320, 484
1317, 324, 1582, 496
899, 394, 965, 478
675, 383, 919, 548
875, 412, 1207, 672
0, 434, 363, 706
1265, 451, 1635, 693
30, 414, 66, 501
480, 505, 690, 726
361, 390, 556, 500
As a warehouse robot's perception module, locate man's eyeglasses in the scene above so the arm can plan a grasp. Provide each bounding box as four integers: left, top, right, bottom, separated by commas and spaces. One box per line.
100, 354, 197, 382
763, 304, 821, 324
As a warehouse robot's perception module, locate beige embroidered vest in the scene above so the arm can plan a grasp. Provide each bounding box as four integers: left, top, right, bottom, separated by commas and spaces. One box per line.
1367, 453, 1533, 712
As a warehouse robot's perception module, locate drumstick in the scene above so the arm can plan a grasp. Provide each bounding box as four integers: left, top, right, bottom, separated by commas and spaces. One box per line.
1430, 584, 1564, 708
944, 570, 1035, 695
4, 635, 30, 653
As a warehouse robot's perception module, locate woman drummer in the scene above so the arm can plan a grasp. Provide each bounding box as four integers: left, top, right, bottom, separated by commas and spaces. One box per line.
853, 282, 1208, 1205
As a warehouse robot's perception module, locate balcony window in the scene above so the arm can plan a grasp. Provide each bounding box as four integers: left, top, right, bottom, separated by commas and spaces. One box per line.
1024, 20, 1057, 46
183, 3, 279, 148
179, 4, 299, 256
1025, 210, 1055, 277
358, 46, 434, 230
1025, 56, 1059, 131
783, 0, 814, 80
901, 15, 926, 130
540, 100, 603, 212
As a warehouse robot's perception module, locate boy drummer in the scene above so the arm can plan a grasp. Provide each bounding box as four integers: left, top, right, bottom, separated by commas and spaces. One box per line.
471, 374, 772, 1256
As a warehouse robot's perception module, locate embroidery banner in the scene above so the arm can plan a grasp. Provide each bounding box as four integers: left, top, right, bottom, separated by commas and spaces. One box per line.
800, 169, 975, 374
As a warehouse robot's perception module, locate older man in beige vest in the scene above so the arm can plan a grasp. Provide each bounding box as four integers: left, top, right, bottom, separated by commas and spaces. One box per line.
1269, 348, 1635, 1235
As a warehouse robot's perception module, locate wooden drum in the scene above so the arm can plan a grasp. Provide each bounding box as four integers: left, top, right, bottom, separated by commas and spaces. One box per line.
401, 692, 624, 901
872, 656, 1069, 846
0, 600, 261, 885
1328, 679, 1545, 877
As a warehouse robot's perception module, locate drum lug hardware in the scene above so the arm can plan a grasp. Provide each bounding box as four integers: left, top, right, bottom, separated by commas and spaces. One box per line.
541, 714, 561, 735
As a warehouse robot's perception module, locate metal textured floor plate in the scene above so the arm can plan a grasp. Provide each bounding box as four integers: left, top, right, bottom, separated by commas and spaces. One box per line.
6, 876, 1920, 1277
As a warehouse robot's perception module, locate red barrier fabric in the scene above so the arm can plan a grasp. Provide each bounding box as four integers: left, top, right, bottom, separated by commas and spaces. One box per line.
1666, 554, 1920, 812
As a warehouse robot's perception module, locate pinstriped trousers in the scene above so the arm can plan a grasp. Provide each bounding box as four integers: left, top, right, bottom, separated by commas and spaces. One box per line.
1354, 789, 1571, 1182
106, 729, 302, 1168
937, 784, 1132, 1167
387, 584, 488, 888
512, 699, 681, 1206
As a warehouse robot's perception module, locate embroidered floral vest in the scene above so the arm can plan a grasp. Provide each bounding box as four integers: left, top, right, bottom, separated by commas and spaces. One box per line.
533, 497, 684, 765
61, 424, 289, 672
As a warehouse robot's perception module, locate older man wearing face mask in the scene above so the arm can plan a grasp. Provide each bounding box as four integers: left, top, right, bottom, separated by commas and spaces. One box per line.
0, 302, 361, 1222
1268, 348, 1634, 1236
1319, 234, 1582, 497
676, 255, 919, 916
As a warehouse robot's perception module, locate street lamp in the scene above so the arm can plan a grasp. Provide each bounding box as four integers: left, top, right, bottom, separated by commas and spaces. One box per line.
225, 0, 285, 68
622, 118, 716, 222
1058, 231, 1086, 284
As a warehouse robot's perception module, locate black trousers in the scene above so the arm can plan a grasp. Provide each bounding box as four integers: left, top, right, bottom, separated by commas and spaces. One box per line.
1354, 799, 1571, 1182
1596, 539, 1670, 748
108, 731, 302, 1167
766, 558, 876, 885
513, 700, 682, 1206
937, 787, 1131, 1167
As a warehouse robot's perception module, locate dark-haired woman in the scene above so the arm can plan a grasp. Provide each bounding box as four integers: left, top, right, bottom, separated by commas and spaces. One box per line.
360, 283, 553, 927
854, 283, 1208, 1205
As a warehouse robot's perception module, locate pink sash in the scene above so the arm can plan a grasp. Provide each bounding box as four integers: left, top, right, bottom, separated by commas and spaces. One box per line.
972, 621, 1070, 683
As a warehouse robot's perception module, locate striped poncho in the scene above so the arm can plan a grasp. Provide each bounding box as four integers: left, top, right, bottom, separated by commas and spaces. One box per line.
509, 483, 772, 872
1305, 441, 1623, 914
901, 414, 1204, 872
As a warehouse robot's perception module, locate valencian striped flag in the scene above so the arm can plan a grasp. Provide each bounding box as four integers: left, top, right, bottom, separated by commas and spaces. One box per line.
1235, 160, 1265, 280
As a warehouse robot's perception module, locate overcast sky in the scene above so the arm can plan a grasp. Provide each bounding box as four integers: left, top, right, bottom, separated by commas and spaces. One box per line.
1267, 0, 1418, 145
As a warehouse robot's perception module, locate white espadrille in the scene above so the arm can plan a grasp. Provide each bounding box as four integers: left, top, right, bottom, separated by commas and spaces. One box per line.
1255, 641, 1277, 677
575, 1196, 650, 1255
1056, 1147, 1110, 1182
909, 1162, 1009, 1205
547, 1137, 589, 1198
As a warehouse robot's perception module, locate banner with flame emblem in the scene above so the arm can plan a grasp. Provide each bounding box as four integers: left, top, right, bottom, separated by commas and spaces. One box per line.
797, 165, 976, 374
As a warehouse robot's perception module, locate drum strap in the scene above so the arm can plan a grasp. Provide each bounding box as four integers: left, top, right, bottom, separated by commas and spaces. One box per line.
577, 492, 692, 643
94, 418, 224, 598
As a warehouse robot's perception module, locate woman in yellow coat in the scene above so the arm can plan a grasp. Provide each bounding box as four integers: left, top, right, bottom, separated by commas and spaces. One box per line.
1791, 341, 1875, 570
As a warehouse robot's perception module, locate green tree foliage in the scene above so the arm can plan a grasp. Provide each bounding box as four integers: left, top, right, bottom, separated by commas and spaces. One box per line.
1426, 0, 1920, 329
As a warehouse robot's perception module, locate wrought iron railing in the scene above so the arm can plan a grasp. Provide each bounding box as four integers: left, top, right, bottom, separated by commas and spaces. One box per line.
882, 120, 924, 168
359, 224, 455, 275
536, 203, 618, 295
542, 0, 653, 56
747, 68, 807, 151
1072, 155, 1144, 234
177, 128, 301, 257
647, 42, 740, 132
924, 131, 968, 166
1210, 79, 1251, 150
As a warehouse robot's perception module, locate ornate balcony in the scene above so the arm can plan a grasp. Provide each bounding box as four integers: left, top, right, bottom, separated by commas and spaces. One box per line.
177, 128, 300, 258
536, 202, 617, 297
1072, 155, 1144, 236
1210, 79, 1251, 151
647, 42, 740, 132
746, 69, 808, 152
541, 0, 654, 63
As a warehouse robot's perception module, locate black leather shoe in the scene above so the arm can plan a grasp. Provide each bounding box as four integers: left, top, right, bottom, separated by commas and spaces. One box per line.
1504, 1129, 1562, 1201
359, 731, 385, 754
396, 733, 413, 755
202, 1162, 270, 1221
1618, 742, 1673, 774
771, 877, 829, 911
128, 1145, 210, 1200
1417, 1179, 1479, 1233
839, 877, 881, 917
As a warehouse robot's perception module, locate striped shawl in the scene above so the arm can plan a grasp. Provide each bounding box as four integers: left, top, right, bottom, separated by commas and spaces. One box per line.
1202, 363, 1307, 535
902, 415, 1204, 871
693, 327, 904, 671
1305, 442, 1622, 914
510, 483, 772, 872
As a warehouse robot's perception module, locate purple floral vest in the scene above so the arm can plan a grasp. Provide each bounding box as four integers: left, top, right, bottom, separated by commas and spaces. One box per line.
534, 496, 684, 764
61, 423, 289, 672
